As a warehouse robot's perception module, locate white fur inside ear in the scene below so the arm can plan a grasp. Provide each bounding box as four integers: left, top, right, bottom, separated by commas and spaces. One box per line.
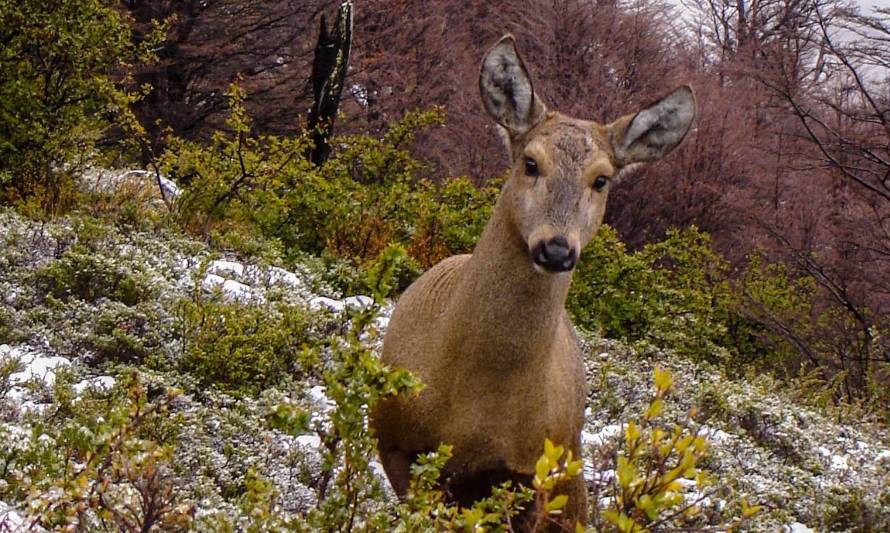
480, 39, 536, 135
495, 124, 512, 152
619, 87, 695, 163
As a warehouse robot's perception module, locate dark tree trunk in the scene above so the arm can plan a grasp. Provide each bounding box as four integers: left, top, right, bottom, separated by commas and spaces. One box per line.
306, 1, 352, 166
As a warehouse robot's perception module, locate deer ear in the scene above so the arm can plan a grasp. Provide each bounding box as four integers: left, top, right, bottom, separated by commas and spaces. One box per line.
479, 35, 546, 137
610, 86, 696, 166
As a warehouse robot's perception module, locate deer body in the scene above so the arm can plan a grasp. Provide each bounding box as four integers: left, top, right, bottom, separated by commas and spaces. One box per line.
371, 36, 695, 529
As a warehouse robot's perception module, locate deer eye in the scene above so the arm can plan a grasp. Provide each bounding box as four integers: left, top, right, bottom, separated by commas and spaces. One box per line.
524, 157, 539, 177
593, 175, 609, 191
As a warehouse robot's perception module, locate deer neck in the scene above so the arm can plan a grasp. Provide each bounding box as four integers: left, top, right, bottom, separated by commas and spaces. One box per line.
445, 186, 573, 368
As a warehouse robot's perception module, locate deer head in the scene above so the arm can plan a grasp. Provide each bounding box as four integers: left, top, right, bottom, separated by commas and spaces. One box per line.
480, 35, 696, 273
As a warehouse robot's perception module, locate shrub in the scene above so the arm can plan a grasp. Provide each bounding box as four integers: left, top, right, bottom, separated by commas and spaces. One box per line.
1, 371, 190, 531
164, 87, 498, 297
34, 249, 151, 306
593, 368, 757, 531
0, 0, 159, 212
174, 267, 321, 396
569, 226, 761, 366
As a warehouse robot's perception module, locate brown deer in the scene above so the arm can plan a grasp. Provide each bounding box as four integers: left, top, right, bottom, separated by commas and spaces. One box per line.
371, 35, 695, 529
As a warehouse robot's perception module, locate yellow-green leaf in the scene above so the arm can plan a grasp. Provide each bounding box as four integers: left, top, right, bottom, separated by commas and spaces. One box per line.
535, 454, 550, 483
546, 494, 569, 513
645, 398, 663, 420
625, 421, 641, 449
566, 459, 583, 477
654, 367, 673, 391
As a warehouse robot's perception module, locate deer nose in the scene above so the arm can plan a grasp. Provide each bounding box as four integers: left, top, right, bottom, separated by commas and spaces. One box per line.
532, 236, 577, 272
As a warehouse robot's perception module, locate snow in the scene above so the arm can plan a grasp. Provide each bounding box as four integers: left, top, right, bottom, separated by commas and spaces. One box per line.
201, 273, 259, 303
343, 295, 374, 309
295, 434, 322, 449
72, 376, 116, 394
0, 499, 34, 532
830, 453, 849, 470
82, 168, 180, 202
307, 385, 334, 414
3, 344, 70, 400
267, 266, 305, 291
310, 296, 346, 312
207, 259, 245, 278
783, 522, 815, 533
581, 424, 622, 447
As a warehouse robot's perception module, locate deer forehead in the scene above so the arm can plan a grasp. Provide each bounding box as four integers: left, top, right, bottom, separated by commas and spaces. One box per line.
520, 117, 615, 180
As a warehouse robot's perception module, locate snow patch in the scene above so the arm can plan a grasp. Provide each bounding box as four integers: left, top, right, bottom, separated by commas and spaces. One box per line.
295, 434, 322, 449
307, 386, 334, 414
343, 295, 374, 309
3, 344, 70, 399
0, 499, 34, 532
267, 266, 305, 291
201, 273, 260, 303
582, 424, 622, 448
206, 260, 245, 278
783, 522, 815, 533
310, 297, 346, 313
73, 376, 116, 395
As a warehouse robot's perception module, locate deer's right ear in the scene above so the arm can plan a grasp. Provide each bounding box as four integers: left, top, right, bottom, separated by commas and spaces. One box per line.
480, 35, 546, 138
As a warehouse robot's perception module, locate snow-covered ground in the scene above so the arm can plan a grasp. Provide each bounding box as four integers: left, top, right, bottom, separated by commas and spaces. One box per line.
0, 206, 887, 531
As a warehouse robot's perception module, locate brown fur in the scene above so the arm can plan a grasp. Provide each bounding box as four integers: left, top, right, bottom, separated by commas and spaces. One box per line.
371, 35, 695, 530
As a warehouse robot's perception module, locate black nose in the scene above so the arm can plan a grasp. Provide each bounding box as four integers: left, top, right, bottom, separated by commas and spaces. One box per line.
532, 236, 577, 272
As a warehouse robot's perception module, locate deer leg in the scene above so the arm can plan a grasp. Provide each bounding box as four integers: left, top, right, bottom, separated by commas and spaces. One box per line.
378, 448, 413, 497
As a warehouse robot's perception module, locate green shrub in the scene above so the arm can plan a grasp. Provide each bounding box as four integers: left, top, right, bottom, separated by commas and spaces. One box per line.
0, 350, 23, 400
569, 226, 762, 366
164, 87, 498, 297
0, 0, 159, 212
34, 249, 151, 306
593, 368, 757, 531
84, 304, 159, 366
174, 288, 319, 396
1, 371, 190, 531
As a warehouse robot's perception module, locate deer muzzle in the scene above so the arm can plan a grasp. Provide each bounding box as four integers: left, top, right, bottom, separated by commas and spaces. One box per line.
531, 236, 577, 272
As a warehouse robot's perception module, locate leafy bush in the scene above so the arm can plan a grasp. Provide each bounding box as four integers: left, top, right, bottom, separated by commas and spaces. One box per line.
174, 285, 319, 396
593, 368, 757, 531
569, 226, 761, 366
0, 0, 159, 212
35, 249, 152, 306
1, 371, 190, 531
163, 87, 498, 297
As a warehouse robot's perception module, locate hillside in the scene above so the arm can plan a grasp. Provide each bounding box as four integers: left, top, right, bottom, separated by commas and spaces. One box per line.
0, 200, 886, 531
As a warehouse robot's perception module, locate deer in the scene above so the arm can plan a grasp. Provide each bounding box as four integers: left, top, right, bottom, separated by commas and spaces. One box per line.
371, 35, 695, 529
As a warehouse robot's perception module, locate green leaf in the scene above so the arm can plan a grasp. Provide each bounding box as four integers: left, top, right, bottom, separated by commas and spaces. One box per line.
654, 367, 673, 391
546, 494, 568, 513
535, 455, 550, 485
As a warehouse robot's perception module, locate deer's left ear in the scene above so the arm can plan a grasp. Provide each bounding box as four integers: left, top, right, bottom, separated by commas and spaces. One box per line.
609, 86, 696, 166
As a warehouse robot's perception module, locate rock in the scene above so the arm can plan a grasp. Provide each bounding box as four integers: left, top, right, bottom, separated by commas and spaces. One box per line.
267, 266, 305, 291
4, 345, 70, 399
201, 274, 259, 303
